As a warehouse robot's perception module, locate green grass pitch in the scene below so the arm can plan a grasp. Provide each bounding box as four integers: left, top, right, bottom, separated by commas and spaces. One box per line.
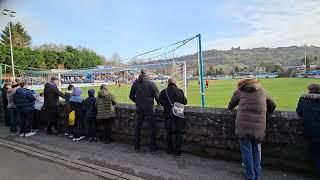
49, 78, 320, 111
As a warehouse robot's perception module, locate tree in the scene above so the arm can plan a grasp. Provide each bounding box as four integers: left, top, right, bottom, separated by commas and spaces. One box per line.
0, 22, 31, 47
110, 52, 122, 66
234, 66, 239, 74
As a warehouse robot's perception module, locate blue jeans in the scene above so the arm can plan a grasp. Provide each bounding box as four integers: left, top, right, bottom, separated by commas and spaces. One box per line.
9, 108, 18, 133
240, 138, 262, 180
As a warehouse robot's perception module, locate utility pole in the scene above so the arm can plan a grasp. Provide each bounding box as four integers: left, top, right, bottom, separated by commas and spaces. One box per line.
2, 9, 16, 81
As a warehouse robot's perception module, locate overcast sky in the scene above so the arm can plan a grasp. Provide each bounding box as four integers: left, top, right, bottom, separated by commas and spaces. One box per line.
0, 0, 319, 59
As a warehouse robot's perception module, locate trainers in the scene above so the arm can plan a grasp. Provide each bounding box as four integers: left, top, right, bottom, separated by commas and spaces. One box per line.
134, 146, 140, 152
20, 133, 25, 137
69, 135, 74, 138
77, 136, 85, 141
25, 132, 36, 137
64, 132, 70, 136
72, 138, 77, 142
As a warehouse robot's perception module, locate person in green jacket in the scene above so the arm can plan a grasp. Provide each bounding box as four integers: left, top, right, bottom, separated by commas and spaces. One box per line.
95, 84, 117, 144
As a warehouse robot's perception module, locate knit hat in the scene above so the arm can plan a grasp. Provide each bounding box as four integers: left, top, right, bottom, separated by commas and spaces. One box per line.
308, 84, 320, 94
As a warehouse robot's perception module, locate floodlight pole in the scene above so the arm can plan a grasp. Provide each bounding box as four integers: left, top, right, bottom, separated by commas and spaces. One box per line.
197, 34, 205, 108
2, 9, 16, 82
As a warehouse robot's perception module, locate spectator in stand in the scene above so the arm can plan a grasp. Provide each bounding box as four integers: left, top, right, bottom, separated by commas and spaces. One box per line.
296, 84, 320, 173
84, 89, 97, 142
159, 78, 187, 158
14, 82, 36, 137
44, 77, 65, 135
64, 84, 75, 137
228, 76, 276, 180
129, 69, 159, 153
33, 92, 44, 132
2, 82, 11, 126
69, 87, 85, 141
7, 82, 20, 134
96, 85, 117, 144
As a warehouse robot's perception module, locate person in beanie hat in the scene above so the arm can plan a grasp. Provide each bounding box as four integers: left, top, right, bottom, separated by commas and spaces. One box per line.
228, 76, 276, 180
44, 76, 65, 134
296, 83, 320, 173
83, 89, 97, 142
96, 84, 117, 144
129, 69, 160, 153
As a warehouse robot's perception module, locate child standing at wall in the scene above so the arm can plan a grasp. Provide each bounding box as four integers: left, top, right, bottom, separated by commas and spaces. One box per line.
69, 87, 85, 141
83, 89, 97, 142
64, 84, 74, 137
33, 92, 44, 131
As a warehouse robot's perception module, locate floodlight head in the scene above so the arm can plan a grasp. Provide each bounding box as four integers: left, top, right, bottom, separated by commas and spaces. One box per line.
2, 12, 8, 15
10, 14, 15, 17
3, 9, 9, 12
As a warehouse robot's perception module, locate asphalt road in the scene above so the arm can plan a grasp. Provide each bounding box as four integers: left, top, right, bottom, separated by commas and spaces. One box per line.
0, 146, 105, 180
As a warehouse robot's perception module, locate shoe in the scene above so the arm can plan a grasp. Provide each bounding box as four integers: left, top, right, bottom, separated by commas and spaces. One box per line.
50, 127, 58, 135
93, 137, 98, 142
69, 135, 74, 138
89, 137, 93, 142
174, 154, 181, 158
20, 133, 25, 137
77, 136, 85, 141
134, 146, 140, 152
72, 138, 77, 142
25, 132, 36, 137
64, 132, 70, 136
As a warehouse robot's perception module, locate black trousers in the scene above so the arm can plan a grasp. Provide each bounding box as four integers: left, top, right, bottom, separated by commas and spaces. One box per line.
46, 109, 59, 133
20, 111, 33, 134
166, 115, 184, 155
134, 113, 157, 150
87, 117, 97, 138
4, 108, 10, 126
33, 109, 42, 130
102, 118, 114, 142
74, 116, 85, 138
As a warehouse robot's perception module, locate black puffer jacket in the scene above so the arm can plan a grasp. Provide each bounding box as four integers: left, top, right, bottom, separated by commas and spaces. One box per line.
14, 88, 36, 112
129, 75, 159, 114
44, 82, 65, 111
159, 83, 187, 117
83, 89, 97, 119
296, 93, 320, 143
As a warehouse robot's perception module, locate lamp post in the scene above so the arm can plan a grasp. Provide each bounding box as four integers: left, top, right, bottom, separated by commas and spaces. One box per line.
304, 43, 307, 77
2, 9, 16, 81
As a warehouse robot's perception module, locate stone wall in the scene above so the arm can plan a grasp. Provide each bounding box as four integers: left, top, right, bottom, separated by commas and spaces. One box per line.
56, 103, 313, 173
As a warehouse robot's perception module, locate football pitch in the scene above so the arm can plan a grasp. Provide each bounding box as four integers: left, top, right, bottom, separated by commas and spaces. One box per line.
59, 78, 320, 111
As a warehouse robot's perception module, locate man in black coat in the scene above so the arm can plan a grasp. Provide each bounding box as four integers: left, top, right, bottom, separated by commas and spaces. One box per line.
44, 77, 65, 134
159, 78, 187, 157
296, 84, 320, 173
129, 70, 159, 153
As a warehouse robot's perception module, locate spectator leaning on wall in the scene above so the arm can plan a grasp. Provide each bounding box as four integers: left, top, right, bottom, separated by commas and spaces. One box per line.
228, 75, 276, 180
296, 84, 320, 174
129, 69, 160, 154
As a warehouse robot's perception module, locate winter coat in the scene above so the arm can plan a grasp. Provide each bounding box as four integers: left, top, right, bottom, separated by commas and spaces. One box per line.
14, 88, 36, 112
228, 78, 276, 141
83, 90, 97, 119
129, 75, 159, 114
159, 83, 187, 117
34, 96, 44, 111
44, 82, 65, 111
95, 89, 117, 120
296, 93, 320, 143
64, 90, 73, 113
1, 86, 8, 109
7, 88, 17, 109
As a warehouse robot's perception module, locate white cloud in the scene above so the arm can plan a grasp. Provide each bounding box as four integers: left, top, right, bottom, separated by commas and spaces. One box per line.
207, 0, 320, 50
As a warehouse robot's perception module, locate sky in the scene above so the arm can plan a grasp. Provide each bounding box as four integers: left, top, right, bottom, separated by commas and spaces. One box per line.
0, 0, 319, 59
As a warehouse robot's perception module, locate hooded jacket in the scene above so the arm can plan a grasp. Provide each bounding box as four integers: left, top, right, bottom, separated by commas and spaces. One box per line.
296, 93, 320, 143
159, 82, 187, 117
228, 78, 276, 140
129, 74, 159, 114
14, 87, 36, 112
69, 87, 84, 124
83, 89, 97, 119
44, 82, 65, 111
95, 89, 117, 120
